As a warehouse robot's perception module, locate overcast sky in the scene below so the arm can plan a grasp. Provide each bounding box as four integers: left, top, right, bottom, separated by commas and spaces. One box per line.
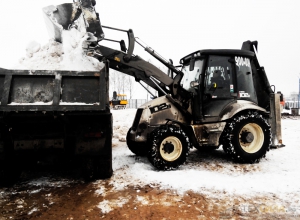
0, 0, 299, 98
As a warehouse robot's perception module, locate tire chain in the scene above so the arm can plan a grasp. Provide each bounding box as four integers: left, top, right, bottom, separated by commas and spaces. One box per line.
148, 125, 192, 170
221, 111, 271, 163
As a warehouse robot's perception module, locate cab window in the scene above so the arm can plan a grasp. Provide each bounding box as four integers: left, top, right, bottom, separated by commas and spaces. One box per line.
204, 55, 233, 99
235, 56, 257, 103
181, 60, 204, 93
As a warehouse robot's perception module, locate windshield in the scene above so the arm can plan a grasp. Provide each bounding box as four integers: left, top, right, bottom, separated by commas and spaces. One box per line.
181, 60, 204, 91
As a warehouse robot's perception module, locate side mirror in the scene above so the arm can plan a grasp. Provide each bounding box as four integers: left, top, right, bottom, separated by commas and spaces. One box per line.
189, 55, 195, 71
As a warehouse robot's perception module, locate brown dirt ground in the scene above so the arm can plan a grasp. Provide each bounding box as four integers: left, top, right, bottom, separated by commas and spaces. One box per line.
0, 171, 298, 220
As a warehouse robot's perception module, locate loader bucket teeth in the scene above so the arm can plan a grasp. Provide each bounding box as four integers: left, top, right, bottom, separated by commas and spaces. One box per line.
43, 2, 104, 43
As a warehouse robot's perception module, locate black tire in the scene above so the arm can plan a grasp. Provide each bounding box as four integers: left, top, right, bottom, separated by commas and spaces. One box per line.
222, 111, 271, 163
0, 157, 22, 186
82, 156, 112, 181
126, 128, 148, 156
0, 137, 22, 186
147, 125, 191, 170
82, 157, 97, 181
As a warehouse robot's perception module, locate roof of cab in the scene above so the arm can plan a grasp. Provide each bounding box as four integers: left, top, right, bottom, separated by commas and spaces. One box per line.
180, 49, 255, 64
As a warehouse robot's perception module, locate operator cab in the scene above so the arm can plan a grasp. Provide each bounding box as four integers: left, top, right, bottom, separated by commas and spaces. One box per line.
180, 49, 257, 123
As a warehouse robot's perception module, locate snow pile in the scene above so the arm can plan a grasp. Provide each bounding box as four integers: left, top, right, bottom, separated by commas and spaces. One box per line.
16, 28, 103, 71
95, 109, 300, 206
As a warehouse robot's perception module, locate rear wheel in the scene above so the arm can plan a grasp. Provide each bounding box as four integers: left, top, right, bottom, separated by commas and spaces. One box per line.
148, 125, 191, 170
126, 128, 148, 156
222, 111, 271, 163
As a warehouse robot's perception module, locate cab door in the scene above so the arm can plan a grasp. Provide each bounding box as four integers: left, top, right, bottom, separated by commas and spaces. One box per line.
202, 55, 236, 122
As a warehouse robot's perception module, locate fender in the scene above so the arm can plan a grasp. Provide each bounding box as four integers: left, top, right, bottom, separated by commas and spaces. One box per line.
220, 100, 267, 121
128, 96, 191, 143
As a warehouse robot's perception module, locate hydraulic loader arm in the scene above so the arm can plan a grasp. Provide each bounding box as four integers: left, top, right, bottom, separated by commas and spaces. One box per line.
93, 44, 173, 95
91, 27, 192, 116
86, 25, 174, 96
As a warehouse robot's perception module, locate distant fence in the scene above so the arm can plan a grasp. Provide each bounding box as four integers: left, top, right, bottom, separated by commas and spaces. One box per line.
127, 100, 300, 109
128, 99, 148, 109
285, 101, 300, 109
128, 100, 299, 109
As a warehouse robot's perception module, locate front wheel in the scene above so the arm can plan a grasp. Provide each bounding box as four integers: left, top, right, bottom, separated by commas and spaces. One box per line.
222, 111, 271, 163
148, 125, 191, 170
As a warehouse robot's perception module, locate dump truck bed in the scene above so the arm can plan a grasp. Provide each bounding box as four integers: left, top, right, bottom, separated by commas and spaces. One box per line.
0, 65, 112, 183
0, 67, 108, 111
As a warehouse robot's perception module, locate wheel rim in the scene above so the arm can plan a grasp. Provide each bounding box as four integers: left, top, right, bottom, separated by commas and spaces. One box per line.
239, 123, 264, 153
159, 136, 182, 162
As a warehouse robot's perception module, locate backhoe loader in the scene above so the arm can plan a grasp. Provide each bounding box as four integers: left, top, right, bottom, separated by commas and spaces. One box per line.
43, 0, 283, 170
110, 91, 128, 110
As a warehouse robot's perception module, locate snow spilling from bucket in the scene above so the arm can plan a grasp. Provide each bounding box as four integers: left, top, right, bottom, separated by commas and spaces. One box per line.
15, 28, 103, 71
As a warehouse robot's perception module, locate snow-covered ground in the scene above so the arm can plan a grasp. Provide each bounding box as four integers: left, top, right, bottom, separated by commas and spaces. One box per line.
0, 109, 299, 219
96, 109, 300, 214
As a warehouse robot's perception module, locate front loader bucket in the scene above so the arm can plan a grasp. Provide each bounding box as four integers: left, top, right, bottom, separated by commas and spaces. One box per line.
43, 3, 80, 42
43, 1, 104, 43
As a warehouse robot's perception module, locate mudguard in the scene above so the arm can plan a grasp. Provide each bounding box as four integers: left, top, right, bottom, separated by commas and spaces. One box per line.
220, 100, 267, 121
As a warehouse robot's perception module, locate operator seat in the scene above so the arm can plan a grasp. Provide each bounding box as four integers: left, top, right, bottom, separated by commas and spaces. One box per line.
210, 70, 224, 88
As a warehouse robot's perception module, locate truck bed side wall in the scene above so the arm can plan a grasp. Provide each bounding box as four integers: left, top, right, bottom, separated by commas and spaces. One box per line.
0, 67, 112, 176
